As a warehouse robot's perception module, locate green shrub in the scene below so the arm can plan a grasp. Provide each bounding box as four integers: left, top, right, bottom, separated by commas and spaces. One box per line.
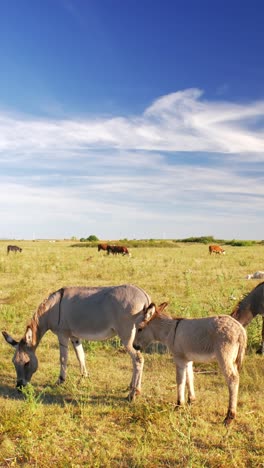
225, 239, 257, 247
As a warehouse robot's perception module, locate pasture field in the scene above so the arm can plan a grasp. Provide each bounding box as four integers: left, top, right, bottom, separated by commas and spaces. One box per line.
0, 240, 263, 467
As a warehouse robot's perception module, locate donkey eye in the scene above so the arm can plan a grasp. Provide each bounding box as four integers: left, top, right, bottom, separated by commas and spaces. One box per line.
138, 328, 142, 333
24, 362, 29, 368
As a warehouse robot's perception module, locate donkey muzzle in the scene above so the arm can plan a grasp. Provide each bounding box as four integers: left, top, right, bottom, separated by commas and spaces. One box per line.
16, 380, 27, 390
133, 344, 141, 351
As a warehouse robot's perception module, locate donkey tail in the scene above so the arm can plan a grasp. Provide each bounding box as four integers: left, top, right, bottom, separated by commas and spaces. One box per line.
236, 326, 247, 371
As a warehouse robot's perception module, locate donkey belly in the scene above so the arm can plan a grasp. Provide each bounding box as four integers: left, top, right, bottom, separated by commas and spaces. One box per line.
59, 290, 121, 340
64, 311, 117, 341
71, 327, 116, 341
187, 351, 216, 362
174, 351, 216, 363
57, 284, 149, 342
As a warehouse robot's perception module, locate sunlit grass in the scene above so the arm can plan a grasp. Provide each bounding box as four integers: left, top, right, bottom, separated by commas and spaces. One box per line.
0, 240, 263, 466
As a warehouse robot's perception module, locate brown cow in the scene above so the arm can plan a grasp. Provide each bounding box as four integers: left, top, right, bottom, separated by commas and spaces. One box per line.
98, 243, 108, 252
107, 245, 130, 256
209, 245, 225, 255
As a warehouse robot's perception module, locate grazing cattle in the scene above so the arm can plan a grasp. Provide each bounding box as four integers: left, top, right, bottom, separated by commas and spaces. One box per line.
97, 243, 108, 252
209, 245, 225, 255
7, 245, 22, 255
107, 245, 114, 255
231, 281, 264, 355
2, 284, 151, 401
133, 302, 246, 426
107, 245, 130, 256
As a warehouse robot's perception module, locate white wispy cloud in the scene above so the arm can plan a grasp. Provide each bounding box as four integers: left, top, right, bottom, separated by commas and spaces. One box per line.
1, 88, 264, 158
1, 88, 264, 239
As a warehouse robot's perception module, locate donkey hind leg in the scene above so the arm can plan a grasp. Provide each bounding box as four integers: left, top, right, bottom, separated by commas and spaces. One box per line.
256, 317, 264, 355
217, 353, 240, 426
57, 335, 70, 384
186, 361, 196, 404
71, 338, 88, 377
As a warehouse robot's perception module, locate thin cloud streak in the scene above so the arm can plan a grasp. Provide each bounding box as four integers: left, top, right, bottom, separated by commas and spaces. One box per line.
1, 88, 264, 157
1, 88, 264, 239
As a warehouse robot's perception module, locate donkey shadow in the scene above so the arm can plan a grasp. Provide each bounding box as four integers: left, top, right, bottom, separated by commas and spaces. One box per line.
0, 381, 128, 408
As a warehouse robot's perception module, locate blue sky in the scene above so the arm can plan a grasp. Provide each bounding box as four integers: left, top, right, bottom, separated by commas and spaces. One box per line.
1, 0, 264, 240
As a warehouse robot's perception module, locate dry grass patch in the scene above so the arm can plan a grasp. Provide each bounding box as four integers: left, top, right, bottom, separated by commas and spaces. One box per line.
0, 241, 264, 467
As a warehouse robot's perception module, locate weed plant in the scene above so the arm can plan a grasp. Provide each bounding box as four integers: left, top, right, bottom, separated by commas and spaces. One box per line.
0, 240, 263, 467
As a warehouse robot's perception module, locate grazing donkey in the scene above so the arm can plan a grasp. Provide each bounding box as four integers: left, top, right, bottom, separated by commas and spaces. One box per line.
2, 284, 151, 401
231, 281, 264, 355
133, 302, 247, 426
7, 245, 22, 254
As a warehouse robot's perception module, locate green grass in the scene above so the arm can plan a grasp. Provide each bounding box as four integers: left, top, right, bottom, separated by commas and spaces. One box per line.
0, 241, 263, 467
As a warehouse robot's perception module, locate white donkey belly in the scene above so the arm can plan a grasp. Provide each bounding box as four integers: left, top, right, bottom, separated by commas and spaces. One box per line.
174, 351, 216, 363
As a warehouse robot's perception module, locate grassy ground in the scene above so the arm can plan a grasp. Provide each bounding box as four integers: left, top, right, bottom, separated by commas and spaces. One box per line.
0, 241, 263, 467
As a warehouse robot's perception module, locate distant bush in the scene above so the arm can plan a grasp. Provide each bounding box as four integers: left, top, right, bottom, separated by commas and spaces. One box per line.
225, 239, 257, 247
80, 235, 99, 242
72, 239, 181, 248
179, 236, 217, 244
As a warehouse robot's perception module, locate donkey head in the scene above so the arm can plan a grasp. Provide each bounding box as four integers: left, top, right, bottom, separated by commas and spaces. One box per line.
133, 302, 168, 351
2, 328, 38, 389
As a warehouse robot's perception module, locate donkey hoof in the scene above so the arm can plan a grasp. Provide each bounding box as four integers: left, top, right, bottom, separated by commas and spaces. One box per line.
127, 388, 140, 402
174, 402, 184, 411
187, 397, 196, 405
56, 376, 65, 385
224, 413, 235, 427
224, 418, 233, 427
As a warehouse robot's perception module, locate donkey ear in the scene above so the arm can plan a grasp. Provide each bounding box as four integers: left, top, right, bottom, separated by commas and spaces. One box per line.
156, 302, 169, 314
2, 331, 18, 347
135, 306, 146, 325
25, 327, 34, 346
144, 303, 156, 323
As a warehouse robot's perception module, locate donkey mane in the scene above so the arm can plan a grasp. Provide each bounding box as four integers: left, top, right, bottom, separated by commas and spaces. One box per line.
34, 290, 59, 320
26, 289, 64, 345
156, 312, 173, 320
232, 302, 240, 316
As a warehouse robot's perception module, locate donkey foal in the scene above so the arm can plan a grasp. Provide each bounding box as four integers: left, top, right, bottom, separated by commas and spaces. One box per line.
133, 303, 247, 426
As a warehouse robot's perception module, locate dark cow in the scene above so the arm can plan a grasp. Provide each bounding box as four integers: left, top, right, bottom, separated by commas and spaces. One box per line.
7, 245, 22, 255
107, 245, 115, 255
98, 243, 109, 252
209, 245, 225, 255
107, 245, 130, 256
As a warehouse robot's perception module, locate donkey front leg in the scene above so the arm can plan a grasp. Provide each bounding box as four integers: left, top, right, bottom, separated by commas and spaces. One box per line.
71, 338, 88, 377
126, 347, 144, 401
175, 361, 187, 406
57, 335, 70, 384
256, 317, 264, 355
122, 326, 144, 401
186, 361, 196, 404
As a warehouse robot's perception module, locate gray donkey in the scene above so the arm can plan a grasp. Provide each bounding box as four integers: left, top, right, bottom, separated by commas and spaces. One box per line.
2, 284, 151, 401
231, 281, 264, 354
133, 302, 247, 425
